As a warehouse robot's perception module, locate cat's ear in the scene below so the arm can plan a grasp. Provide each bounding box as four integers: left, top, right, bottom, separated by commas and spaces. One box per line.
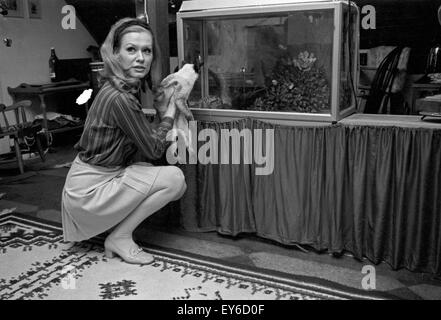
193, 55, 204, 73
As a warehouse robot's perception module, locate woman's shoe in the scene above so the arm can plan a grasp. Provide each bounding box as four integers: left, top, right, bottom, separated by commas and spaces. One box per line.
104, 237, 154, 265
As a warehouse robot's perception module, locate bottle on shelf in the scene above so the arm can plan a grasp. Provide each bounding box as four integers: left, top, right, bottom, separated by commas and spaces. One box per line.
49, 47, 59, 82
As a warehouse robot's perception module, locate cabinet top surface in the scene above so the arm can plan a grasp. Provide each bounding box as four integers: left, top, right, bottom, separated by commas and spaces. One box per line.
179, 0, 348, 13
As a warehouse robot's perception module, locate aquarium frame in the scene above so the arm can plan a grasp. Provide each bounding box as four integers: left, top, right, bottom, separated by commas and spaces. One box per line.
177, 1, 359, 123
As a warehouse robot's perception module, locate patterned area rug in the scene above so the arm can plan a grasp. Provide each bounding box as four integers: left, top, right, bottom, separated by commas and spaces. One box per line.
0, 213, 394, 300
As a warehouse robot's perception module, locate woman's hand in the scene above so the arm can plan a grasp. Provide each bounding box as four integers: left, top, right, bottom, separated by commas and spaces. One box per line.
153, 90, 169, 119
154, 84, 178, 120
163, 99, 177, 119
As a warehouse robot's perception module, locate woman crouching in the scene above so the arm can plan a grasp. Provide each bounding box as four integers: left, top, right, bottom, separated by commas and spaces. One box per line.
61, 17, 186, 265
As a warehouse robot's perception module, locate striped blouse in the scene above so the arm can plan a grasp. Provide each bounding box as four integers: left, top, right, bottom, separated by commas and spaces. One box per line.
75, 81, 173, 167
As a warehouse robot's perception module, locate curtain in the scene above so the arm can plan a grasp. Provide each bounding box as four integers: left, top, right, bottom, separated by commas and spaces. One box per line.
180, 119, 255, 234
180, 118, 441, 276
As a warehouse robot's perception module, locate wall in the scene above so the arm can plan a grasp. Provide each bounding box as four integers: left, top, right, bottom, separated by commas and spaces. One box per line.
350, 0, 441, 114
0, 0, 97, 153
354, 0, 441, 74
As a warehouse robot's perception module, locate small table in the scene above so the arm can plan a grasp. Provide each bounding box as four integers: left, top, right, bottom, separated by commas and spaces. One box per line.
7, 80, 91, 143
410, 81, 441, 114
415, 94, 441, 119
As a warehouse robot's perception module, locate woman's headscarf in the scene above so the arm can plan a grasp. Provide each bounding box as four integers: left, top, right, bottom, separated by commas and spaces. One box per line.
100, 17, 162, 93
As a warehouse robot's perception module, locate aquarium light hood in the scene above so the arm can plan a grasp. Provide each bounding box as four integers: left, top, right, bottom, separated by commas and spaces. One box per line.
179, 0, 340, 13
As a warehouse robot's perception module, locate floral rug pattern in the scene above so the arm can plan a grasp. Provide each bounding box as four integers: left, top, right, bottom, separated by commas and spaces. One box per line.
0, 213, 389, 300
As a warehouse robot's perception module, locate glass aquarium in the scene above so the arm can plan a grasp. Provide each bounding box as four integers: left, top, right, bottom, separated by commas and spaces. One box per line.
177, 0, 359, 122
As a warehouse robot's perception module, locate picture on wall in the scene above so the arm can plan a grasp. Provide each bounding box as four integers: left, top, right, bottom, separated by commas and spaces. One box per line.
4, 0, 24, 17
27, 0, 41, 19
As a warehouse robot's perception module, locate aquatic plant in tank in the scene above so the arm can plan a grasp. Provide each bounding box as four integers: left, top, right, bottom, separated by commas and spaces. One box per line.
253, 50, 331, 113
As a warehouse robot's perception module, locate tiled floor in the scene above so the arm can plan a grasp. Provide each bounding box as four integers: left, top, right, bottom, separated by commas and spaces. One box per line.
1, 138, 441, 300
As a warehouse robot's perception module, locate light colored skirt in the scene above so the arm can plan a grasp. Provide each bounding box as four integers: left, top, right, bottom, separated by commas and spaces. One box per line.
61, 155, 161, 242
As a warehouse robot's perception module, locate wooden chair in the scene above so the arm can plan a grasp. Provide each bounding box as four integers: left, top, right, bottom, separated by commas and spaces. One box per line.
362, 46, 407, 114
0, 100, 46, 174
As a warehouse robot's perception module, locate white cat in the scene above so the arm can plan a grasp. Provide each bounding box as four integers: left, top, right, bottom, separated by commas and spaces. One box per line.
155, 64, 198, 159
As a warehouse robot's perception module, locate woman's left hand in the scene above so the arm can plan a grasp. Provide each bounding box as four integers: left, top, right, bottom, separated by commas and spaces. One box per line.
163, 99, 177, 119
153, 88, 170, 118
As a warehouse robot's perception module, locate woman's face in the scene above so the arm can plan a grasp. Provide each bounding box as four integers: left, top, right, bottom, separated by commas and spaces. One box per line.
117, 30, 153, 80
